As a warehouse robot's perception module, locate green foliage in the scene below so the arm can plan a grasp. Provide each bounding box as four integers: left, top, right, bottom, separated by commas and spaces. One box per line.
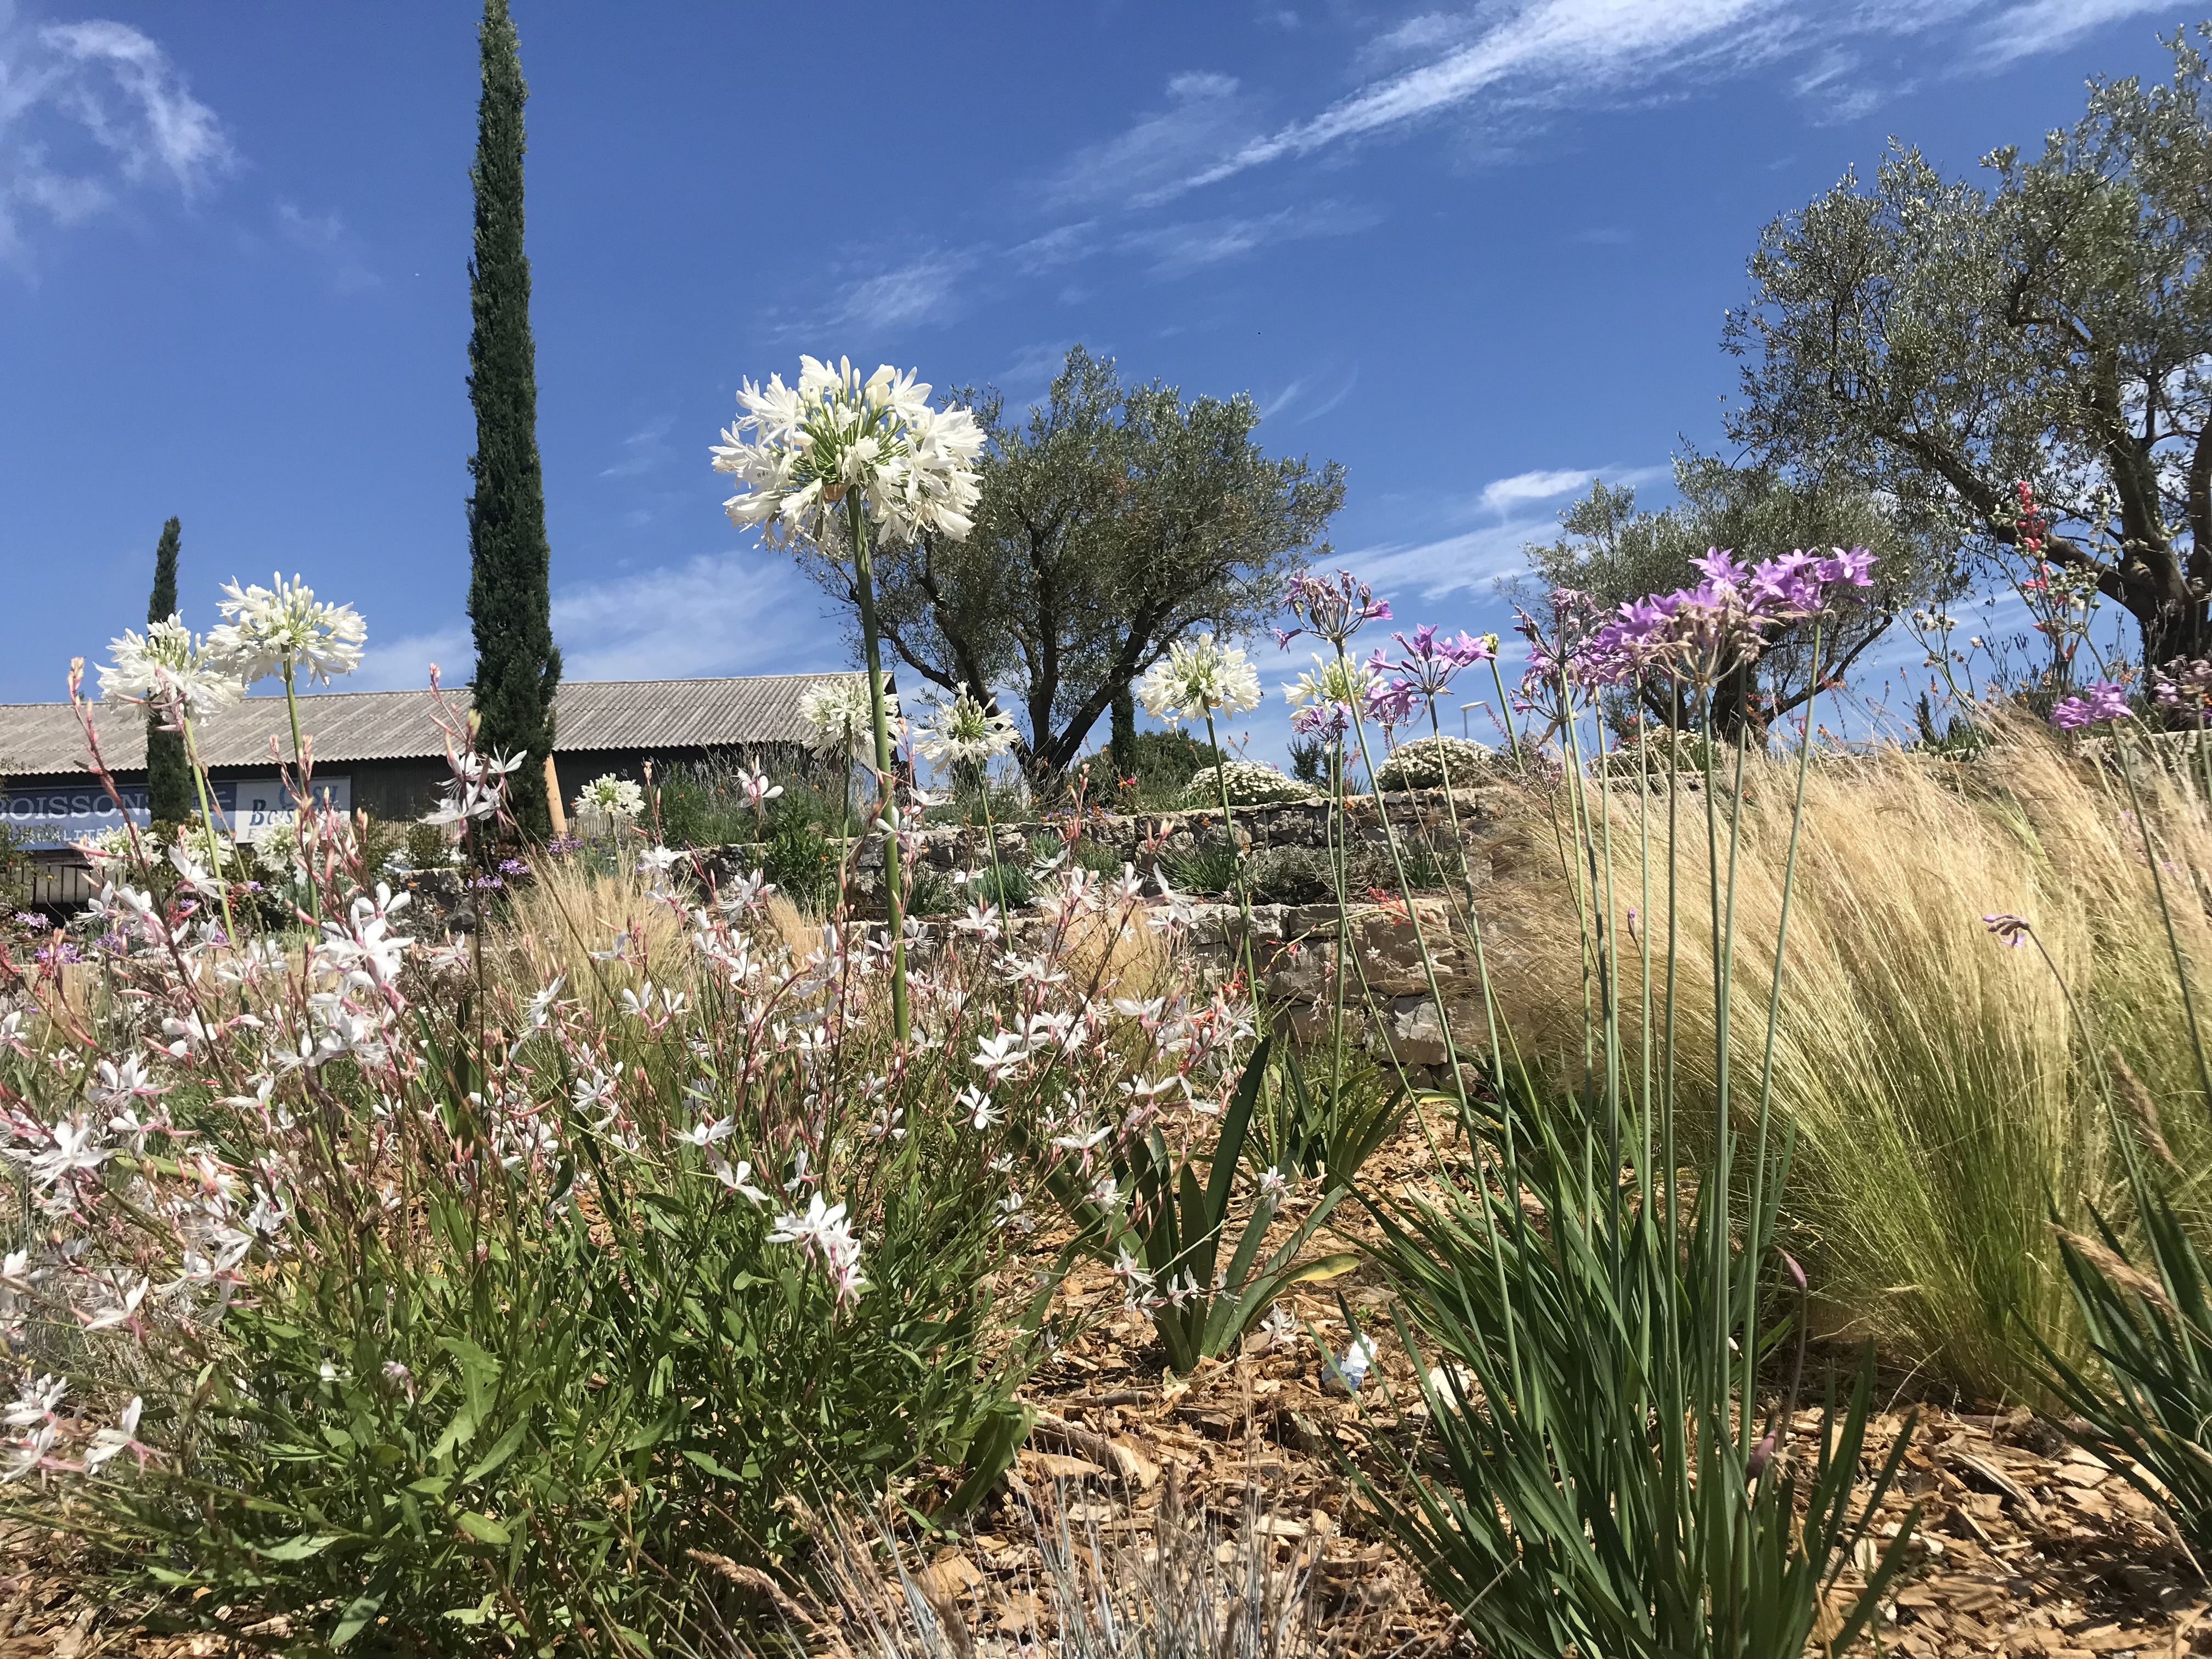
1041, 1042, 1355, 1373
761, 803, 837, 910
464, 0, 561, 835
2039, 1179, 2212, 1558
1287, 735, 1330, 787
1347, 1075, 1917, 1659
964, 861, 1032, 912
404, 820, 454, 872
144, 516, 193, 826
44, 996, 1019, 1651
1373, 735, 1493, 792
1163, 844, 1240, 896
819, 345, 1346, 775
1725, 26, 2212, 660
1257, 1048, 1411, 1190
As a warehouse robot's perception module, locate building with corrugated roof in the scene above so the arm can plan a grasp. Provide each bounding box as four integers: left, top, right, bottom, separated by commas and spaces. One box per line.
0, 673, 866, 850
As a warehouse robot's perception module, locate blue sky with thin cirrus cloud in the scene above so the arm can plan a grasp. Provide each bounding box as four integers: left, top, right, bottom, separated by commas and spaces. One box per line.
0, 0, 2190, 761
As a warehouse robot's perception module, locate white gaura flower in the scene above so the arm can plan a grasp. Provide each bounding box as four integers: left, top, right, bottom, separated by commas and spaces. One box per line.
710, 356, 985, 549
207, 573, 367, 686
915, 684, 1019, 767
1136, 633, 1262, 727
98, 617, 244, 723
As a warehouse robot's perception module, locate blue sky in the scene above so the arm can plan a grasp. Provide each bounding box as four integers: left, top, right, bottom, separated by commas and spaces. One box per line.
0, 0, 2190, 761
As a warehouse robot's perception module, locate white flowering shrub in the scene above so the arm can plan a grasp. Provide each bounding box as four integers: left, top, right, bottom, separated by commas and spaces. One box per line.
1374, 735, 1496, 791
1182, 760, 1312, 808
0, 660, 1274, 1649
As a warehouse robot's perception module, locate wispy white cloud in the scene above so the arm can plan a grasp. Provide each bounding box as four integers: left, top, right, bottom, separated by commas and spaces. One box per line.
1012, 220, 1098, 273
1477, 466, 1606, 515
1049, 71, 1261, 208
1348, 461, 1669, 599
1120, 199, 1376, 276
1976, 0, 2174, 64
1164, 0, 1792, 199
600, 413, 675, 479
353, 625, 470, 693
0, 12, 230, 263
552, 553, 828, 681
274, 199, 377, 293
1296, 366, 1359, 424
821, 250, 977, 333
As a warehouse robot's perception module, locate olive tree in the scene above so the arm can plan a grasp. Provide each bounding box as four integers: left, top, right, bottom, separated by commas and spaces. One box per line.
1724, 25, 2212, 668
794, 346, 1344, 778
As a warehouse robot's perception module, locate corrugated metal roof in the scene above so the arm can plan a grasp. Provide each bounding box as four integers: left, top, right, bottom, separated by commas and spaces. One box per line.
0, 674, 866, 779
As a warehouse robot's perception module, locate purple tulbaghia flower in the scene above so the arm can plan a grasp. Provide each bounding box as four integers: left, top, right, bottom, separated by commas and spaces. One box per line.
499, 858, 528, 876
1277, 570, 1392, 648
1369, 678, 1421, 731
1368, 625, 1498, 699
2152, 656, 2212, 718
1289, 700, 1350, 741
1569, 546, 1880, 691
11, 912, 49, 933
1982, 913, 2033, 950
2050, 679, 2130, 731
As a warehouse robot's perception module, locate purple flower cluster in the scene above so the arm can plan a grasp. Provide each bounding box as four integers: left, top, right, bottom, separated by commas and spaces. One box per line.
10, 912, 49, 934
1575, 546, 1877, 689
2050, 680, 2131, 731
1365, 625, 1496, 699
498, 857, 529, 877
1276, 570, 1391, 649
2152, 656, 2212, 717
546, 836, 583, 856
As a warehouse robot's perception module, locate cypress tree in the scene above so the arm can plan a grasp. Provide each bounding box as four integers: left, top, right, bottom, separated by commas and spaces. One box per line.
144, 516, 195, 827
464, 0, 560, 835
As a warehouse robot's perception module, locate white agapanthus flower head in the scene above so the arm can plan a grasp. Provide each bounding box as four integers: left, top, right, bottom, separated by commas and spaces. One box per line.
915, 685, 1018, 768
98, 617, 244, 723
207, 574, 367, 687
1282, 652, 1377, 713
1136, 633, 1262, 729
799, 678, 894, 760
710, 356, 986, 550
576, 775, 645, 819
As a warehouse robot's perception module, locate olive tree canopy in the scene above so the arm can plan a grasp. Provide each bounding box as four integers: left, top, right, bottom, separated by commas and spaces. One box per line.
793, 346, 1345, 777
1517, 455, 1955, 739
1724, 25, 2212, 666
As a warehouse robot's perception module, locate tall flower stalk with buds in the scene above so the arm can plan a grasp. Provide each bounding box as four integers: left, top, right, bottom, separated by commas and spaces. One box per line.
715, 359, 983, 1042
98, 618, 246, 938
1139, 633, 1265, 992
207, 573, 368, 921
917, 685, 1020, 943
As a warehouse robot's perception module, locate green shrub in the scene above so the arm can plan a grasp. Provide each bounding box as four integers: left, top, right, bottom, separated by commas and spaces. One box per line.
1373, 734, 1493, 791
1181, 761, 1310, 808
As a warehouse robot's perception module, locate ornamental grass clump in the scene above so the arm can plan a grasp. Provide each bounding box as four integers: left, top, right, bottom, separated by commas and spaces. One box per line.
0, 589, 1278, 1653
1481, 720, 2211, 1399
1325, 552, 1917, 1658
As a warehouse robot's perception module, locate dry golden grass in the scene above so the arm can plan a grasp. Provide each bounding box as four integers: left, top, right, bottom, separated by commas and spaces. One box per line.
492, 855, 690, 1008
1475, 721, 2212, 1401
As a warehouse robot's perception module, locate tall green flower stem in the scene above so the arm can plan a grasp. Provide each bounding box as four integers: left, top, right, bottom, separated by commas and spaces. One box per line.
1202, 710, 1268, 1024
843, 491, 909, 1045
1488, 653, 1526, 771
279, 663, 321, 924
1336, 641, 1471, 1126
175, 714, 239, 944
